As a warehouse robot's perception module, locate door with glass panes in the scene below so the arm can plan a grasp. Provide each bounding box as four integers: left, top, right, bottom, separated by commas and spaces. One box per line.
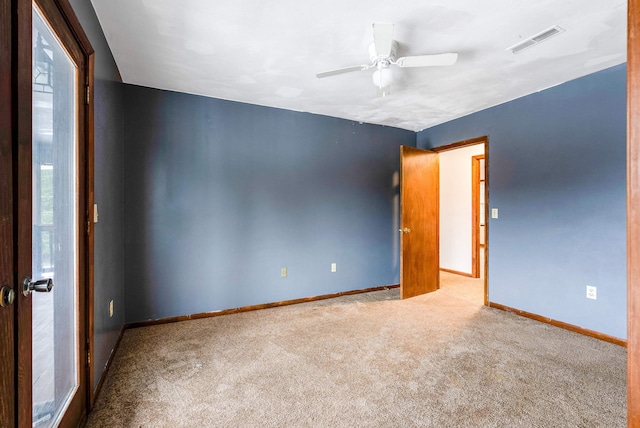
0, 0, 92, 426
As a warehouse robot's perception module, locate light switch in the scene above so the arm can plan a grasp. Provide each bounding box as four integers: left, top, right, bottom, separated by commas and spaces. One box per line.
491, 208, 498, 219
94, 204, 99, 223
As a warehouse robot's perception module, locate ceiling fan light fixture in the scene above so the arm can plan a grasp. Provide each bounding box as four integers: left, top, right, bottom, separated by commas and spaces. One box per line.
372, 67, 393, 89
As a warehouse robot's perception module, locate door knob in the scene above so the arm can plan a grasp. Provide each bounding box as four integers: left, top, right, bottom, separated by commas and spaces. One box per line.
1, 286, 15, 307
398, 227, 411, 233
22, 277, 53, 296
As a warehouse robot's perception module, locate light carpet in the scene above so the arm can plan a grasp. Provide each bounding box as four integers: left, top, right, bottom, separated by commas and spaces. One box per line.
86, 273, 626, 427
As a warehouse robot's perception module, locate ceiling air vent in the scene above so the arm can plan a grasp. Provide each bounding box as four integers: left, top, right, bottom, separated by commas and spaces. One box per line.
506, 25, 565, 54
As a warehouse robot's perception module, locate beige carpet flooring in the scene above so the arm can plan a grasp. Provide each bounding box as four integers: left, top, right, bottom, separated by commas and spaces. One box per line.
86, 273, 626, 427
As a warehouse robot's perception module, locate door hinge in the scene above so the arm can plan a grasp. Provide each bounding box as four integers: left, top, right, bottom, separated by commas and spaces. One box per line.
85, 85, 90, 104
87, 218, 91, 235
87, 350, 91, 366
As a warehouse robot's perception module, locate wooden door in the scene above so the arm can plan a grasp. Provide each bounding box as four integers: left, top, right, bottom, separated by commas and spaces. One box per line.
1, 0, 93, 426
472, 155, 486, 279
31, 2, 90, 426
1, 0, 16, 423
399, 146, 440, 299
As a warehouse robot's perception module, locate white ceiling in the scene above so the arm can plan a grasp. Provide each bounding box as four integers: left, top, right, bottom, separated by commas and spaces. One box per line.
90, 0, 627, 132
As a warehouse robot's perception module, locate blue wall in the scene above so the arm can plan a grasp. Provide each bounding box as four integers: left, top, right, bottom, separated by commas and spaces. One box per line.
123, 85, 414, 323
69, 0, 125, 390
418, 64, 627, 339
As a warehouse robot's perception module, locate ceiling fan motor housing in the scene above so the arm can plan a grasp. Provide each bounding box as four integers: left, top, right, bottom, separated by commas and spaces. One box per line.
369, 40, 398, 65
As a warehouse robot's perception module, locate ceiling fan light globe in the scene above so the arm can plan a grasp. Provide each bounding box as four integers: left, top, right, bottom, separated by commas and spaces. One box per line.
372, 68, 393, 88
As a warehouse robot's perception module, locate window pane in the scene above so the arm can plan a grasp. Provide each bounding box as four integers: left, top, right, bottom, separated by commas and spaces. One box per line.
32, 6, 78, 427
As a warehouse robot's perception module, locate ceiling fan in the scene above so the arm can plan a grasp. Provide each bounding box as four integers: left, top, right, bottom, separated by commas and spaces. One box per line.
316, 23, 458, 97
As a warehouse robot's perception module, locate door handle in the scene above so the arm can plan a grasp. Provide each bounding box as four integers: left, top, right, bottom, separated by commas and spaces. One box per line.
22, 277, 53, 296
398, 227, 411, 233
1, 286, 15, 307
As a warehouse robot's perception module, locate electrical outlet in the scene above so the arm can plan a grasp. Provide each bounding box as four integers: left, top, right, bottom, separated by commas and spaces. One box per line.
331, 263, 337, 273
281, 267, 287, 278
586, 285, 597, 300
109, 300, 114, 317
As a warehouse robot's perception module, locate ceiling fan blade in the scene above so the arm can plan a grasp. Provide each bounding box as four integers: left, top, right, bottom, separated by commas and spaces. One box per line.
395, 53, 458, 68
316, 64, 369, 79
372, 23, 394, 57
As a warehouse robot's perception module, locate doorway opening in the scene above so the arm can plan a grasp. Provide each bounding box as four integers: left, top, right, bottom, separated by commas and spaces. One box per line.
432, 137, 488, 305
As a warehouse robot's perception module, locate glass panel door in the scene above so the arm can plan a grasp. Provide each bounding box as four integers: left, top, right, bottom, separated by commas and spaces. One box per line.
32, 6, 79, 427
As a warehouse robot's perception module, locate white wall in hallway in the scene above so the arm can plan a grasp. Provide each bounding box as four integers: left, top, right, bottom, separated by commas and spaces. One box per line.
439, 143, 485, 275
